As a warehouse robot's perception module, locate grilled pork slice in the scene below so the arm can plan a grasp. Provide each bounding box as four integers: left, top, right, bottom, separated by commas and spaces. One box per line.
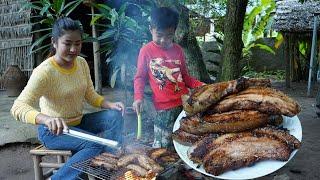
212, 87, 301, 117
172, 129, 213, 145
189, 133, 248, 164
182, 78, 271, 116
180, 110, 269, 134
253, 126, 301, 149
203, 133, 294, 176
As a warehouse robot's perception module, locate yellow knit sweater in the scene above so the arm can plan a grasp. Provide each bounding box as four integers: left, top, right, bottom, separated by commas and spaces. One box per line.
11, 56, 104, 126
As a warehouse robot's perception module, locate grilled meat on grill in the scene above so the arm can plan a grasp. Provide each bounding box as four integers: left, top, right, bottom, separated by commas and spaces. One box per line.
182, 77, 271, 116
148, 148, 180, 165
126, 164, 148, 177
211, 87, 301, 117
203, 133, 293, 176
117, 154, 140, 167
137, 154, 164, 173
149, 148, 168, 160
180, 110, 269, 134
116, 153, 163, 173
93, 155, 118, 165
100, 152, 120, 159
91, 158, 118, 170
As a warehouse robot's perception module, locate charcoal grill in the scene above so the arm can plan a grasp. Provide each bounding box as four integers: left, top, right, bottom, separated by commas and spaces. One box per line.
71, 158, 121, 180
71, 157, 182, 180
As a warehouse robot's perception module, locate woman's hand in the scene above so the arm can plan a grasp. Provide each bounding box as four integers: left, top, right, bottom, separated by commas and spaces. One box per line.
102, 101, 125, 116
132, 99, 143, 114
36, 114, 68, 135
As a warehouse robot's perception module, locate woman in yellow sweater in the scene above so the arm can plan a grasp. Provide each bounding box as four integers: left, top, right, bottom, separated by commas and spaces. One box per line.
11, 17, 124, 180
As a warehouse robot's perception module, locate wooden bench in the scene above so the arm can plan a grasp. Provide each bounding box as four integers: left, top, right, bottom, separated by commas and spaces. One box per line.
30, 145, 72, 180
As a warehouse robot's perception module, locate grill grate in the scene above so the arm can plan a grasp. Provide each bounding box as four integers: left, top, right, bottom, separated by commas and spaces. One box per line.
71, 158, 119, 180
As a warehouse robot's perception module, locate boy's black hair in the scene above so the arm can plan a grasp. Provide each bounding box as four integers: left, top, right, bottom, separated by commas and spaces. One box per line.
150, 7, 179, 30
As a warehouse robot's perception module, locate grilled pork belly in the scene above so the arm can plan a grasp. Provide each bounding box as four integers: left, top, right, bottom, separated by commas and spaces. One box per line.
203, 133, 293, 176
188, 127, 301, 176
212, 87, 301, 117
253, 126, 301, 150
180, 110, 269, 134
182, 78, 271, 116
172, 129, 213, 145
189, 133, 249, 164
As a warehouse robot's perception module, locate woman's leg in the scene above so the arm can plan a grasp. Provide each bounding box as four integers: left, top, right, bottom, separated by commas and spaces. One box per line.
153, 106, 182, 149
78, 109, 124, 144
38, 125, 104, 180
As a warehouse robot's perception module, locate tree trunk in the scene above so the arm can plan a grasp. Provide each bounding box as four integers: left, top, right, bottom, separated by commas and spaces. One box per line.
157, 1, 211, 83
175, 6, 211, 83
220, 0, 248, 81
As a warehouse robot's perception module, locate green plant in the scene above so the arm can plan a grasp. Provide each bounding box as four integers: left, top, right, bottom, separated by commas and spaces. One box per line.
91, 2, 153, 87
242, 0, 276, 58
242, 65, 285, 81
21, 0, 84, 55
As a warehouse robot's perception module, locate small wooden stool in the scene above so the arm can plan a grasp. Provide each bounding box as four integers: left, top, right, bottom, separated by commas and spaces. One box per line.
30, 145, 72, 180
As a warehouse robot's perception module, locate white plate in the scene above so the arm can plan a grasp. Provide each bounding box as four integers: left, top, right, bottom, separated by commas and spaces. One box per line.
173, 111, 302, 180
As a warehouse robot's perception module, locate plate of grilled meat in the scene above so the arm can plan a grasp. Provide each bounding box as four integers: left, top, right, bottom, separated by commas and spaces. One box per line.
172, 77, 302, 179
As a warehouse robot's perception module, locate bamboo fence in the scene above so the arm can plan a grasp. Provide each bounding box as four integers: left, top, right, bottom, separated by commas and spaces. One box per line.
0, 0, 33, 90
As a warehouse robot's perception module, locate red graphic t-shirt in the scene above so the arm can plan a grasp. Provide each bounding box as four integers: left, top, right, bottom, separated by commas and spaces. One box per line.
134, 42, 203, 110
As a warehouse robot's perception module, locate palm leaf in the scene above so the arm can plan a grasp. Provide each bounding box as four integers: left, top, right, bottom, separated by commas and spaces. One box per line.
31, 27, 52, 34
274, 33, 283, 49
110, 68, 120, 88
255, 43, 275, 54
53, 0, 65, 15
64, 0, 83, 17
30, 43, 51, 55
29, 33, 50, 52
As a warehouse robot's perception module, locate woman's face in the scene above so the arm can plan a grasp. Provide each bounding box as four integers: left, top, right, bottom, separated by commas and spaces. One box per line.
53, 30, 82, 64
150, 27, 175, 49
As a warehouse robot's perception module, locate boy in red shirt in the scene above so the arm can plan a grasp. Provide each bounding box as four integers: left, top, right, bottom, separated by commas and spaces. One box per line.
133, 7, 204, 148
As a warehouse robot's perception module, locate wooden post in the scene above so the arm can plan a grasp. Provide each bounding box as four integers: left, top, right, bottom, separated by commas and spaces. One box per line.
91, 6, 102, 94
284, 33, 291, 88
32, 155, 43, 180
307, 15, 318, 96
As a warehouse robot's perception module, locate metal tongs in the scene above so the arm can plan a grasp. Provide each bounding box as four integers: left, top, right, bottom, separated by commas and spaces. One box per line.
63, 129, 119, 149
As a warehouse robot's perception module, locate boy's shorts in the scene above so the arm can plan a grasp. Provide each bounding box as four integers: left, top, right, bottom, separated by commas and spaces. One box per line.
152, 106, 183, 149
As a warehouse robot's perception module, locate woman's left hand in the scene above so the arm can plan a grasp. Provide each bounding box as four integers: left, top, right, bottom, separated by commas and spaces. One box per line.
102, 101, 125, 116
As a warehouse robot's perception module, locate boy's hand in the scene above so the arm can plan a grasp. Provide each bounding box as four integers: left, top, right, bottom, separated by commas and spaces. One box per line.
133, 100, 143, 114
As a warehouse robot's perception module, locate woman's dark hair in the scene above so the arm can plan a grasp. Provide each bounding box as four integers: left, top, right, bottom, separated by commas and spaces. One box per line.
48, 17, 83, 57
150, 7, 179, 30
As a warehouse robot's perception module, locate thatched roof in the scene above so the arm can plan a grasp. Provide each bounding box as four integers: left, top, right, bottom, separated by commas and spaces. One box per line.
272, 0, 320, 33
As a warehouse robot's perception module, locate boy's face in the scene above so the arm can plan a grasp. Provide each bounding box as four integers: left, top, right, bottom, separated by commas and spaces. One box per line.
150, 27, 175, 49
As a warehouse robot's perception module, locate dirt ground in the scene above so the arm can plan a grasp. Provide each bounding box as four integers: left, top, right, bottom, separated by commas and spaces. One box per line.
0, 81, 320, 180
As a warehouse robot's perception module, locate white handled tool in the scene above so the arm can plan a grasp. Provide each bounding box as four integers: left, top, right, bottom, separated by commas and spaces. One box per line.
63, 129, 119, 149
